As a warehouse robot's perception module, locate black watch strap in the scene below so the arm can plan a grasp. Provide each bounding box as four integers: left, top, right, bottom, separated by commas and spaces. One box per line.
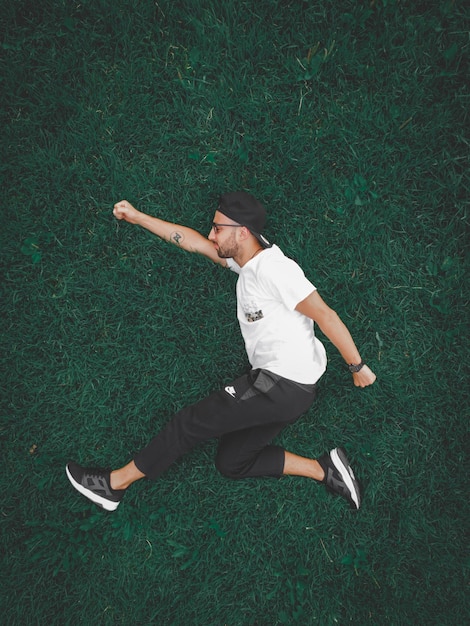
348, 360, 365, 373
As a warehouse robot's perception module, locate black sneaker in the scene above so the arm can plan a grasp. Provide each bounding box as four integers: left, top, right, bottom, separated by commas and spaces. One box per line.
318, 447, 361, 509
66, 462, 125, 511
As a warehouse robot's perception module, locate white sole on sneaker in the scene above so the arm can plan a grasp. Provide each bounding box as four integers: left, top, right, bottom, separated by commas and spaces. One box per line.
330, 448, 361, 509
65, 465, 120, 511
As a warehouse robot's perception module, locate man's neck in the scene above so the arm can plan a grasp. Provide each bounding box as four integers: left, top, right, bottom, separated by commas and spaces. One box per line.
235, 244, 265, 267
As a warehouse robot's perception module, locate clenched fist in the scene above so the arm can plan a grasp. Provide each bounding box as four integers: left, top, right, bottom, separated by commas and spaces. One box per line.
352, 364, 377, 388
113, 200, 141, 224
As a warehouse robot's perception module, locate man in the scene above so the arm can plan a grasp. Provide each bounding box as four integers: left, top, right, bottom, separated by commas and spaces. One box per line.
66, 192, 376, 512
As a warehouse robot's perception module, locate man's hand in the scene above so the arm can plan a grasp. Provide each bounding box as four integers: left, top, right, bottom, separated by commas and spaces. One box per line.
113, 200, 141, 224
352, 364, 376, 388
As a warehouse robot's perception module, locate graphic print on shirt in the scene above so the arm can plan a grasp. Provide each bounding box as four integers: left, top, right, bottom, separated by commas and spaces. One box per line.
241, 299, 264, 323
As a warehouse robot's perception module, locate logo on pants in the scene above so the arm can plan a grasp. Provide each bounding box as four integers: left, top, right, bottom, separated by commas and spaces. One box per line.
225, 386, 237, 398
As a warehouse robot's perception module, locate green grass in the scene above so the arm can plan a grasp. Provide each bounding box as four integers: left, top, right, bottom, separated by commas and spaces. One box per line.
1, 0, 468, 624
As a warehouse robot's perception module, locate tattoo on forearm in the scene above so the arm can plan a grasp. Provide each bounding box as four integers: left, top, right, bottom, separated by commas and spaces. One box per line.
171, 231, 184, 246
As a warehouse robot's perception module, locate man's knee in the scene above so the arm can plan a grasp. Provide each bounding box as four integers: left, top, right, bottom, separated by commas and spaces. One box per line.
215, 452, 246, 479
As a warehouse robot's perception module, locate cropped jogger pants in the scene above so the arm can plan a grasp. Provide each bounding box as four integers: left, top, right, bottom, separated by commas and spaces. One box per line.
133, 368, 317, 480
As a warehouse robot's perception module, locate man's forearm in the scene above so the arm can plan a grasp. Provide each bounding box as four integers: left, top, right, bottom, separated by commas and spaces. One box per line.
135, 212, 202, 251
317, 310, 362, 365
296, 290, 376, 387
317, 309, 377, 387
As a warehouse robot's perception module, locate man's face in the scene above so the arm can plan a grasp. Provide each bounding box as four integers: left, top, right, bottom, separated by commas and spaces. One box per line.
208, 211, 243, 259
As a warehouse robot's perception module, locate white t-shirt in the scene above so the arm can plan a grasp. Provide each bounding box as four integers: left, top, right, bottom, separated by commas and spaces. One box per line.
226, 245, 327, 385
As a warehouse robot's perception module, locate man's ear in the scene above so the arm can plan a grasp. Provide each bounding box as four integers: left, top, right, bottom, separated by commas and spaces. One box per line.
239, 226, 252, 241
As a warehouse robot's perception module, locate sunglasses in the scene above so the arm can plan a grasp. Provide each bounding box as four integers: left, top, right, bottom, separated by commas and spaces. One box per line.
211, 222, 244, 234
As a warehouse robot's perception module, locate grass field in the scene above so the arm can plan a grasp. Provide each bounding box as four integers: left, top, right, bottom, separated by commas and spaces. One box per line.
1, 1, 468, 624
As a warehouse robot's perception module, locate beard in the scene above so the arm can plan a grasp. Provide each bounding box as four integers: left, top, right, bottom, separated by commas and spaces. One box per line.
215, 232, 240, 259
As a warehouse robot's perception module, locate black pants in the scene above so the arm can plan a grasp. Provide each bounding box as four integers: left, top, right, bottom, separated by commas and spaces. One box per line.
133, 369, 317, 480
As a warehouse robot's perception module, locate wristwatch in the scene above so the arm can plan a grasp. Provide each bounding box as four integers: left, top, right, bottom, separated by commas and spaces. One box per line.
348, 360, 365, 373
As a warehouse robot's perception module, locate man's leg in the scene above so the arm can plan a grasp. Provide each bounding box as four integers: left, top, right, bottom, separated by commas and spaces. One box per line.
66, 369, 315, 509
215, 422, 287, 479
215, 435, 360, 510
214, 428, 325, 482
110, 450, 326, 486
283, 451, 324, 481
65, 388, 241, 511
108, 432, 327, 487
112, 440, 329, 488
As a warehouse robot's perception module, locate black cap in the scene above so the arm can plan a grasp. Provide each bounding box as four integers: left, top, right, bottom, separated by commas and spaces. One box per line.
218, 191, 272, 248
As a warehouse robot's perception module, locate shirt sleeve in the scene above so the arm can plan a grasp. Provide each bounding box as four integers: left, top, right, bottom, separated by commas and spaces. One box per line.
264, 257, 316, 310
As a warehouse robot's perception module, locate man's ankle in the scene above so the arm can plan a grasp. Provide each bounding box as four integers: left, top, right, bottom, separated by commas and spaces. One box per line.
110, 463, 146, 490
110, 471, 128, 491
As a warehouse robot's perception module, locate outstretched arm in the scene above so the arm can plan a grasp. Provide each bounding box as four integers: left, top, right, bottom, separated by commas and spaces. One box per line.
296, 290, 376, 388
113, 200, 227, 266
